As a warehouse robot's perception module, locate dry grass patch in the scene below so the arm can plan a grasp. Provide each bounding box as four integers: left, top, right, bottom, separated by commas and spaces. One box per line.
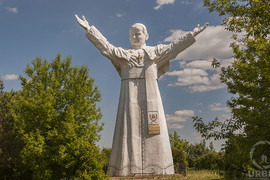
108, 170, 223, 180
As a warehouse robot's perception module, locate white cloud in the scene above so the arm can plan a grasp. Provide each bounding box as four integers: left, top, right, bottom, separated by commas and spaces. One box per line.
181, 0, 192, 5
166, 67, 228, 92
184, 58, 234, 71
164, 25, 234, 60
209, 103, 230, 113
167, 68, 226, 92
167, 68, 209, 87
192, 132, 203, 140
5, 7, 18, 14
166, 109, 194, 129
154, 0, 174, 10
189, 73, 226, 92
179, 60, 187, 68
167, 68, 208, 77
175, 109, 195, 116
163, 25, 236, 92
166, 109, 194, 122
164, 29, 187, 42
222, 113, 231, 120
166, 114, 186, 123
185, 59, 212, 70
116, 13, 125, 18
167, 123, 184, 129
219, 57, 234, 69
3, 74, 18, 80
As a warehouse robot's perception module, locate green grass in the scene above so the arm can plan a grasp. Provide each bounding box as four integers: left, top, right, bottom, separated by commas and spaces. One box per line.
109, 170, 223, 179
183, 170, 222, 180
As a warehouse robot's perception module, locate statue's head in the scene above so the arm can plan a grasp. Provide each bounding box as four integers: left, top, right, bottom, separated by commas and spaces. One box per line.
129, 23, 149, 49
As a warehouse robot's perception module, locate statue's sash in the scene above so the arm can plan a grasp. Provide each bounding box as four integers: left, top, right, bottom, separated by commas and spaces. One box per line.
144, 63, 160, 135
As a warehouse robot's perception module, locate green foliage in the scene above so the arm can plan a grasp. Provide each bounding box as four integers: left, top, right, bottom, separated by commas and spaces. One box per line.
185, 170, 223, 180
197, 152, 224, 172
185, 140, 224, 176
222, 135, 250, 178
209, 142, 215, 152
186, 140, 210, 170
170, 131, 189, 151
169, 131, 188, 175
101, 147, 111, 174
11, 54, 106, 179
169, 132, 223, 175
193, 0, 270, 178
0, 76, 23, 179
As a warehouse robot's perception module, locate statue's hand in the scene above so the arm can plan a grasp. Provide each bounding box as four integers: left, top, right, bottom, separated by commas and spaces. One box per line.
191, 22, 209, 37
75, 14, 91, 31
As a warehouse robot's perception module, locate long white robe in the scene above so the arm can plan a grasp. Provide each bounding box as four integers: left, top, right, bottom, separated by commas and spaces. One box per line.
85, 26, 195, 176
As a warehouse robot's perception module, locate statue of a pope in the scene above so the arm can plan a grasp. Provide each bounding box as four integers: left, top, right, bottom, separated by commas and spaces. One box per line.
75, 14, 208, 176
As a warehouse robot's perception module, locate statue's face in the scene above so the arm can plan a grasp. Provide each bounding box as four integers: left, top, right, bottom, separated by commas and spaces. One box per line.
129, 26, 148, 47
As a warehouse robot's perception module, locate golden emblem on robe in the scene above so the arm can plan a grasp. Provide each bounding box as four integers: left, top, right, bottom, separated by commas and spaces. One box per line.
148, 112, 160, 135
149, 114, 158, 124
137, 54, 142, 64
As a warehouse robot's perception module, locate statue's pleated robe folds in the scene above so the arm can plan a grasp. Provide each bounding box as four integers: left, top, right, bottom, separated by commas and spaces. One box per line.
85, 26, 195, 176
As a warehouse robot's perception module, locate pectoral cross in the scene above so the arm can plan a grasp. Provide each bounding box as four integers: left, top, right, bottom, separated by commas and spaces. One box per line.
137, 54, 142, 64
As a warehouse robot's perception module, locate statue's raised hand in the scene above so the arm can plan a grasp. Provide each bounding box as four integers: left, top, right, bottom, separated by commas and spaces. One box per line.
75, 14, 90, 31
191, 22, 209, 37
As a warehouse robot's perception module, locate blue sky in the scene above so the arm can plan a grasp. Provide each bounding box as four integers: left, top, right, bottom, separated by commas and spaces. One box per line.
0, 0, 235, 150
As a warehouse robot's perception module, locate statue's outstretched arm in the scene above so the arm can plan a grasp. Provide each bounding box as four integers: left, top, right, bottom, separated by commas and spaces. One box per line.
74, 15, 127, 73
74, 14, 113, 56
155, 22, 208, 69
75, 14, 91, 31
191, 22, 209, 37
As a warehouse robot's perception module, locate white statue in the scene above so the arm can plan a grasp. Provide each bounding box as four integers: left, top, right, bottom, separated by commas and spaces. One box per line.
75, 14, 208, 176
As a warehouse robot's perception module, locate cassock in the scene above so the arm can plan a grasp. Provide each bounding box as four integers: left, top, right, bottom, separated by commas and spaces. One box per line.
85, 26, 195, 176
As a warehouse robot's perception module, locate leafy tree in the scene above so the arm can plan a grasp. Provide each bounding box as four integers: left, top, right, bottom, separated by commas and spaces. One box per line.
11, 54, 106, 179
197, 152, 224, 172
169, 131, 188, 175
186, 140, 209, 169
194, 0, 270, 178
0, 75, 23, 179
101, 147, 111, 174
185, 140, 224, 173
209, 142, 215, 152
170, 131, 189, 151
169, 131, 223, 173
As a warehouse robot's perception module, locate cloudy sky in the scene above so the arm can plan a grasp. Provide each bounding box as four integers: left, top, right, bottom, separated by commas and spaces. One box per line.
0, 0, 235, 150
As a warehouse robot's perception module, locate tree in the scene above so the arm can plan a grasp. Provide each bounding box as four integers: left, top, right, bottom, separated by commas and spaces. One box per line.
209, 142, 215, 152
169, 131, 188, 175
0, 75, 23, 179
169, 131, 223, 173
186, 140, 209, 170
11, 54, 106, 179
193, 0, 270, 178
197, 151, 224, 172
101, 147, 111, 174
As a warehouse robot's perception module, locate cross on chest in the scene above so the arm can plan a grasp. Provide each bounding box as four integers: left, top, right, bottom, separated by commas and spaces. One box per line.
137, 54, 143, 64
